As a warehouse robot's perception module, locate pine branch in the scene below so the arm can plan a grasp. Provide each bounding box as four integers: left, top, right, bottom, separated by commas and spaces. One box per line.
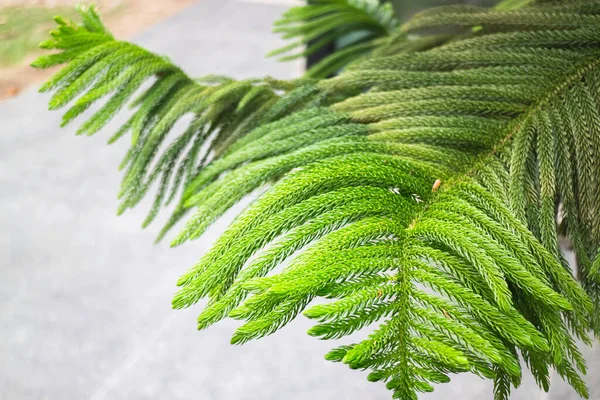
269, 0, 398, 78
35, 1, 600, 399
32, 5, 322, 226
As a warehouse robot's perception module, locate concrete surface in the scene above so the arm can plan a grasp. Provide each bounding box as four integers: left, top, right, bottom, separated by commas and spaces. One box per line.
0, 0, 598, 399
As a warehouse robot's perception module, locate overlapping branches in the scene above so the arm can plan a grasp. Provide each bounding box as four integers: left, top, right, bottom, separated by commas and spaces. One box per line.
35, 1, 600, 399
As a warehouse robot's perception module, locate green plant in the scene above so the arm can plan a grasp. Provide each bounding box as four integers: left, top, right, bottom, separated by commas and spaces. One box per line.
0, 6, 80, 66
33, 1, 600, 399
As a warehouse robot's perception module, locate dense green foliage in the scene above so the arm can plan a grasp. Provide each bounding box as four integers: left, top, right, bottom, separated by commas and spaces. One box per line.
34, 1, 600, 399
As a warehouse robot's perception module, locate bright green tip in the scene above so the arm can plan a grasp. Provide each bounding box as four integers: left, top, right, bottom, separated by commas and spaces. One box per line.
230, 332, 246, 345
324, 348, 347, 362
306, 326, 322, 337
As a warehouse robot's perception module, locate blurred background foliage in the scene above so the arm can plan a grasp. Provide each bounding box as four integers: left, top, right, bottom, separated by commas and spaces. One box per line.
391, 0, 498, 20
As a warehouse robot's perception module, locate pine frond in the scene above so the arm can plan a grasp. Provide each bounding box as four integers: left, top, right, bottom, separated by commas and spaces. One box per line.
32, 6, 323, 226
37, 1, 600, 399
269, 0, 398, 78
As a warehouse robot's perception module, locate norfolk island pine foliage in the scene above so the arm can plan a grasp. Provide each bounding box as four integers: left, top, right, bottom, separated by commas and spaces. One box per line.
31, 1, 600, 398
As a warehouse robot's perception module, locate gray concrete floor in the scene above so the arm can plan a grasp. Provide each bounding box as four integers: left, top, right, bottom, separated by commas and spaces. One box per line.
1, 1, 599, 399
